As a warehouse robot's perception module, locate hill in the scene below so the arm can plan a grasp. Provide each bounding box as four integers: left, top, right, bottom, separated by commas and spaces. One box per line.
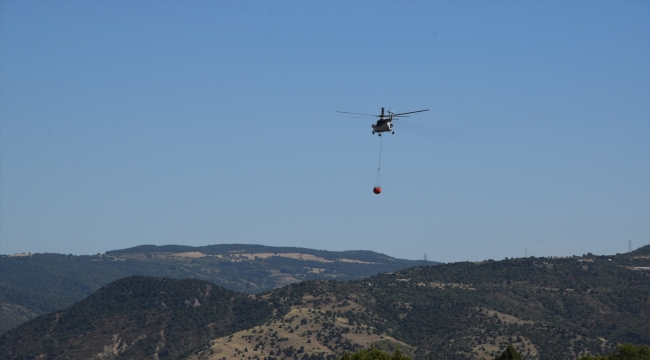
2, 246, 648, 360
198, 247, 647, 360
0, 276, 273, 360
0, 244, 428, 335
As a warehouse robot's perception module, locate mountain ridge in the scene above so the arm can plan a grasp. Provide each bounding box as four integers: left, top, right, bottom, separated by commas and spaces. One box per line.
2, 245, 648, 360
0, 244, 432, 335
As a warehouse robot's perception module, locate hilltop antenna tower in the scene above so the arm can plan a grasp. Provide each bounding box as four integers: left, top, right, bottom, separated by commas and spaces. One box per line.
525, 248, 527, 258
629, 240, 632, 252
423, 252, 428, 264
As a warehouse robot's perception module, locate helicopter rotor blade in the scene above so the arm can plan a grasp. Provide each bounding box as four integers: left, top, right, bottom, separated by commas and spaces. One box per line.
392, 109, 429, 116
336, 111, 381, 117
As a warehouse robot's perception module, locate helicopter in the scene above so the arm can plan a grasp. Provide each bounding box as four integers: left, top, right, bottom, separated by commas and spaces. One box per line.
336, 107, 429, 136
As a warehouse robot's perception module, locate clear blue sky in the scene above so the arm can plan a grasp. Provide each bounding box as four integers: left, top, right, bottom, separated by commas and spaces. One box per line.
1, 1, 648, 262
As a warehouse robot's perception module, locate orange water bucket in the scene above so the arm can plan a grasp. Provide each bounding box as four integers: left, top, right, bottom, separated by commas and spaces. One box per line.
373, 187, 381, 194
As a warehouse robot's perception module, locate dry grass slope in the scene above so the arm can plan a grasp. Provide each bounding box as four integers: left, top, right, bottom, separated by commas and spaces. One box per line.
188, 294, 413, 360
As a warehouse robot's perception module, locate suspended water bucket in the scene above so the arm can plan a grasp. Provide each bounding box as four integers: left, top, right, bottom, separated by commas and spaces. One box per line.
373, 186, 382, 194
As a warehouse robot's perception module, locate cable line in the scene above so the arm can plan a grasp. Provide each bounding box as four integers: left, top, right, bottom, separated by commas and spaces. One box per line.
373, 136, 382, 194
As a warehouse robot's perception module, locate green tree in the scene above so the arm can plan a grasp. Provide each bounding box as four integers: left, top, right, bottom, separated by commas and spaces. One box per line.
578, 343, 650, 360
494, 344, 522, 360
340, 346, 412, 360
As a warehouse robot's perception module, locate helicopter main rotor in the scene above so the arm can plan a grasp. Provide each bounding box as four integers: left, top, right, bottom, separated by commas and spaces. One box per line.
336, 107, 428, 120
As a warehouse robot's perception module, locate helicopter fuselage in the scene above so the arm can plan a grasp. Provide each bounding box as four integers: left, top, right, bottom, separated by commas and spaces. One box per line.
371, 119, 394, 133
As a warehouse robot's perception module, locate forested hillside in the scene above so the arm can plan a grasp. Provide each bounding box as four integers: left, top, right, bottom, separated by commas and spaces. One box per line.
0, 244, 427, 334
2, 246, 648, 360
247, 246, 650, 360
0, 276, 273, 360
